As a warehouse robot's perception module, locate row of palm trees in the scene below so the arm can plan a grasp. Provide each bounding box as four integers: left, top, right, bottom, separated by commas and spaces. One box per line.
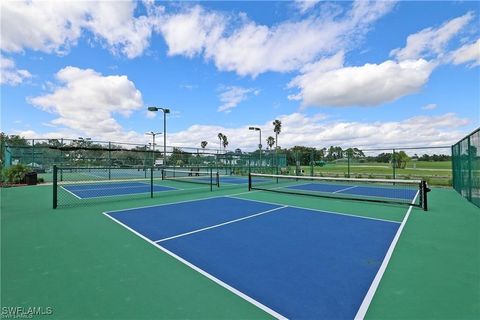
200, 119, 282, 152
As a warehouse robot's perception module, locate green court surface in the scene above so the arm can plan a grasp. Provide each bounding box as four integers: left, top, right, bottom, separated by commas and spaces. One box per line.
1, 183, 479, 319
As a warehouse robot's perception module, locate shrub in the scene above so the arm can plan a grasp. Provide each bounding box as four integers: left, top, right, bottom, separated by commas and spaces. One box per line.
4, 164, 30, 184
37, 177, 45, 183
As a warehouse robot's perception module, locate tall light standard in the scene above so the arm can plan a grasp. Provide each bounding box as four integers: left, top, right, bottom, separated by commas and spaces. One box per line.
77, 137, 91, 166
147, 107, 170, 165
145, 131, 161, 166
249, 127, 262, 166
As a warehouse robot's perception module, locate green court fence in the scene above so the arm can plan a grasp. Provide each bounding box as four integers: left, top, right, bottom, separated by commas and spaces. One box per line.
452, 128, 480, 208
2, 137, 452, 187
2, 138, 289, 183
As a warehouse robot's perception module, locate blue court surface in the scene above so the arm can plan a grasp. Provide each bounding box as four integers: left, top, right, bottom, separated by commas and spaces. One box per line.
285, 182, 418, 202
62, 182, 177, 199
104, 197, 401, 319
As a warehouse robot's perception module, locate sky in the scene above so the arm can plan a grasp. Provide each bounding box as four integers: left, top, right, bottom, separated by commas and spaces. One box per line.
1, 0, 479, 152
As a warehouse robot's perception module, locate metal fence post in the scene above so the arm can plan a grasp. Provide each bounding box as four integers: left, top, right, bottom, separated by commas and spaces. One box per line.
347, 153, 351, 178
108, 141, 112, 180
467, 136, 472, 201
53, 165, 58, 209
392, 149, 396, 179
150, 166, 153, 198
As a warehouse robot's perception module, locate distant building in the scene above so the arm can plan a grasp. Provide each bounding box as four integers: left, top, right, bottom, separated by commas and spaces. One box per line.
235, 148, 242, 154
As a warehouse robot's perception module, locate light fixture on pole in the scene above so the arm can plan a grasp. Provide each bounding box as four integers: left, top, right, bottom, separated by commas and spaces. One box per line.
249, 127, 262, 165
147, 107, 170, 166
145, 131, 162, 153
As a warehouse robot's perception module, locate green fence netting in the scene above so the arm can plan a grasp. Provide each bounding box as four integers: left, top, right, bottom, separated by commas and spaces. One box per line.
452, 128, 480, 208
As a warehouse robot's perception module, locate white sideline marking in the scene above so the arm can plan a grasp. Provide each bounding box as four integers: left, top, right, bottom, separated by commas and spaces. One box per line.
155, 206, 287, 243
62, 185, 183, 200
226, 196, 401, 224
333, 185, 358, 193
104, 189, 256, 214
354, 190, 420, 320
60, 186, 83, 199
65, 183, 157, 192
102, 212, 287, 320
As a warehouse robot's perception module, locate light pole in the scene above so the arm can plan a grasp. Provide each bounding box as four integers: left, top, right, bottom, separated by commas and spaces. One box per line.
249, 127, 262, 166
147, 107, 170, 166
145, 131, 161, 166
77, 137, 91, 166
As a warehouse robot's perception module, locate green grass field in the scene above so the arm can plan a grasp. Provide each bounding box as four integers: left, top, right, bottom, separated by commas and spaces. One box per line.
289, 160, 452, 186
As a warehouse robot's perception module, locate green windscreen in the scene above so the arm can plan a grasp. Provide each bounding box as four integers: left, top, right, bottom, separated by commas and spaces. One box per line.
452, 128, 480, 208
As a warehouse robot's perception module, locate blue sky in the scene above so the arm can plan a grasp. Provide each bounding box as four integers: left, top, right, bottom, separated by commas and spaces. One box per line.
1, 0, 479, 151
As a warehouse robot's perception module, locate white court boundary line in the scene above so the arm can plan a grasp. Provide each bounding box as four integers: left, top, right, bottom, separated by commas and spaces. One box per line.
65, 182, 168, 192
333, 185, 358, 193
155, 206, 287, 243
60, 185, 83, 199
354, 190, 420, 319
62, 184, 182, 200
226, 196, 401, 224
61, 177, 245, 201
104, 189, 256, 214
102, 211, 287, 320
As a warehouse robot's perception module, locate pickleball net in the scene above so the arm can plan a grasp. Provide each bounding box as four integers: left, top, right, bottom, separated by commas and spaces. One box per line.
161, 168, 219, 190
248, 173, 429, 210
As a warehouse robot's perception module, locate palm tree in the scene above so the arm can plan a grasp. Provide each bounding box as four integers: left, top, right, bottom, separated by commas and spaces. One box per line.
201, 141, 208, 153
395, 151, 410, 169
217, 133, 224, 152
266, 136, 275, 150
272, 120, 282, 149
222, 135, 229, 151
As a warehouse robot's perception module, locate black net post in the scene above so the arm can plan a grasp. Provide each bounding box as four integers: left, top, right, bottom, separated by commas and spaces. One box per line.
248, 172, 252, 191
421, 180, 429, 211
210, 167, 213, 192
53, 165, 58, 209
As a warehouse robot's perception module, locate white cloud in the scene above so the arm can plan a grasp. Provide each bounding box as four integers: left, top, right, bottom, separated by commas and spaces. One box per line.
158, 5, 224, 58
158, 1, 396, 77
167, 112, 469, 151
390, 12, 474, 61
449, 39, 480, 67
145, 110, 157, 119
0, 55, 31, 85
27, 66, 144, 142
289, 57, 436, 107
0, 1, 161, 58
422, 103, 438, 110
295, 0, 321, 14
12, 112, 469, 151
217, 86, 259, 113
